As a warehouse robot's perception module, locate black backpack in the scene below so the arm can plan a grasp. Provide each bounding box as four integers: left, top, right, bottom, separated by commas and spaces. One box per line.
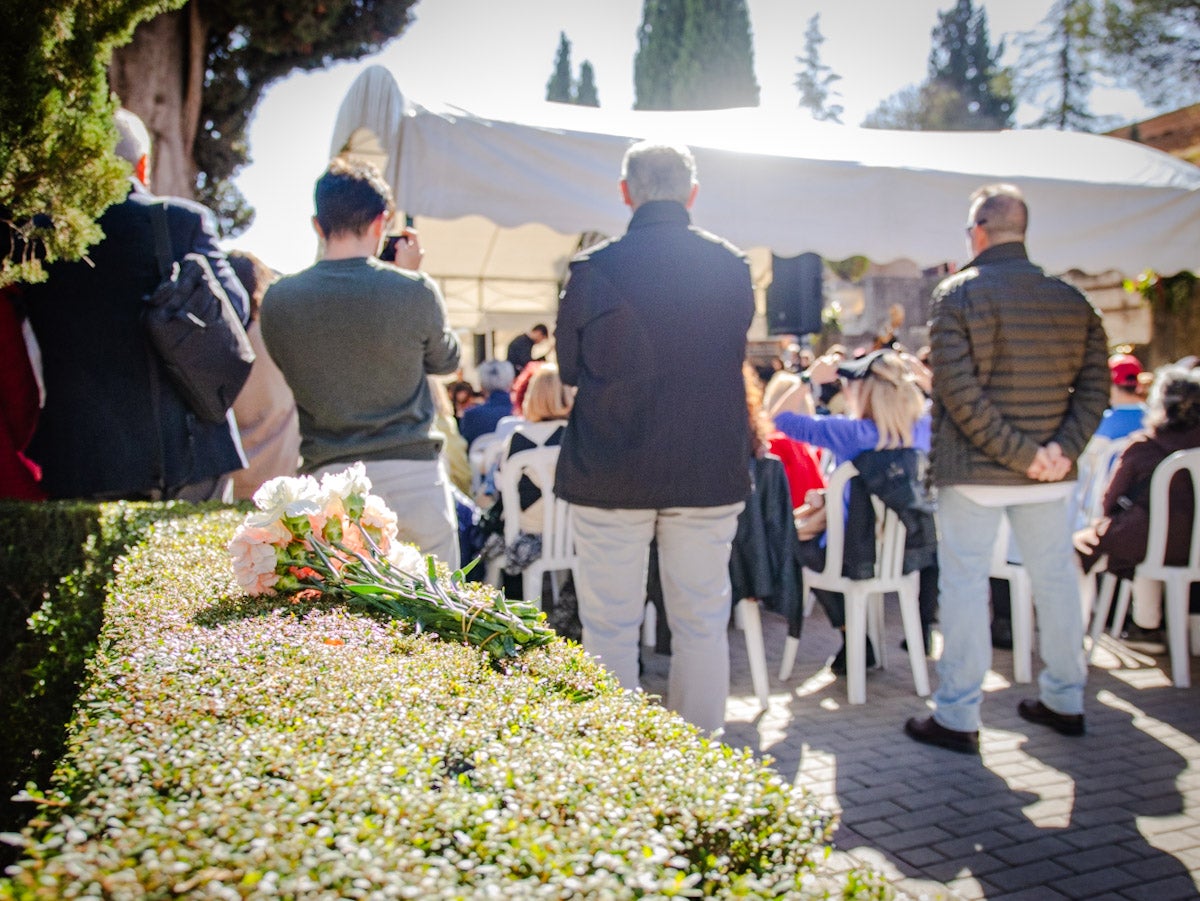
142, 203, 255, 423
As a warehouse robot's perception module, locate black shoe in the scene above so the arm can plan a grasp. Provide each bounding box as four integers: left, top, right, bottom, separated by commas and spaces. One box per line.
830, 635, 876, 675
1120, 625, 1166, 654
990, 618, 1013, 650
904, 716, 980, 754
1017, 699, 1085, 736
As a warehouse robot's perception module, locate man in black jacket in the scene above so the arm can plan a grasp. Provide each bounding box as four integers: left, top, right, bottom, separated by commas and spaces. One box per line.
24, 109, 248, 501
554, 142, 754, 733
906, 184, 1108, 754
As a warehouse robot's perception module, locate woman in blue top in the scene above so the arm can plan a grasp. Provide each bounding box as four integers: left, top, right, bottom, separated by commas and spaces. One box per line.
768, 348, 936, 675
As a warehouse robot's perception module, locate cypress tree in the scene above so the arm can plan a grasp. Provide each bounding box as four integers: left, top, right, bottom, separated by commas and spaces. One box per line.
575, 61, 601, 107
634, 0, 759, 111
546, 32, 574, 103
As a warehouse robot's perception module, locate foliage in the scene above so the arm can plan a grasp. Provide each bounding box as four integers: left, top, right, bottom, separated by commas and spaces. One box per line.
544, 32, 601, 107
546, 31, 574, 103
0, 509, 887, 898
1127, 269, 1198, 315
0, 0, 183, 289
576, 61, 601, 107
863, 0, 1012, 130
0, 500, 205, 867
794, 13, 843, 123
113, 0, 418, 236
927, 0, 1015, 129
1100, 0, 1200, 108
1016, 0, 1117, 131
634, 0, 760, 110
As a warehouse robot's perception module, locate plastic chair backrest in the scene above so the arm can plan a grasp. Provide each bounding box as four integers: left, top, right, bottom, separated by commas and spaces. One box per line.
820, 460, 907, 581
1143, 447, 1200, 572
1078, 436, 1132, 524
496, 445, 575, 566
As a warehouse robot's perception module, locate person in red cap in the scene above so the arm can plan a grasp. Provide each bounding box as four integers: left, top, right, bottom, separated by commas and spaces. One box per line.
1095, 353, 1147, 440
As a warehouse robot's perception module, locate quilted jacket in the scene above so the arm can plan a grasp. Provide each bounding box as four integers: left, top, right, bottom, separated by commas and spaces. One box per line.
928, 242, 1109, 487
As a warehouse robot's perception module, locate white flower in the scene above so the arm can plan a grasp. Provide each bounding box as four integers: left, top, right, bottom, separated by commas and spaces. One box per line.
319, 463, 372, 503
248, 474, 323, 527
386, 542, 424, 573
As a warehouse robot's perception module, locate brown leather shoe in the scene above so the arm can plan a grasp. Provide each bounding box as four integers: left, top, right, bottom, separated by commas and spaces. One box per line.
1017, 699, 1085, 736
904, 715, 980, 754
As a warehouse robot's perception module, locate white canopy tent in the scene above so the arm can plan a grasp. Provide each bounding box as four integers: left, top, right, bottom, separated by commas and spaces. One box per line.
330, 65, 1200, 334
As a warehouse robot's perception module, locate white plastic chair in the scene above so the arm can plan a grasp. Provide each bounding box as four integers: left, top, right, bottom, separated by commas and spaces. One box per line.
493, 445, 577, 608
1075, 437, 1132, 632
734, 599, 771, 709
1088, 447, 1200, 687
789, 461, 930, 704
989, 515, 1034, 683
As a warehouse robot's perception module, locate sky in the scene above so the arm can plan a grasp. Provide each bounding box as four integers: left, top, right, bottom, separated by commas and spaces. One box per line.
231, 0, 1154, 274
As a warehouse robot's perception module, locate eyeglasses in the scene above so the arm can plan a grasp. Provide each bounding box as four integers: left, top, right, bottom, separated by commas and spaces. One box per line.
964, 218, 988, 237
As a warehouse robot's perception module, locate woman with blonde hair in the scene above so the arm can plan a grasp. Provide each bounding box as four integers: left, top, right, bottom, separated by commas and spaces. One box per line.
483, 365, 575, 594
767, 348, 936, 673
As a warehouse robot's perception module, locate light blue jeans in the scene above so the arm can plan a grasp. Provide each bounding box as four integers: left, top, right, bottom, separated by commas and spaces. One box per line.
933, 485, 1087, 732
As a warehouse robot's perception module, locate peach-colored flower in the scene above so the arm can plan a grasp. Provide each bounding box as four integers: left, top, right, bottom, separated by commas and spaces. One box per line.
360, 493, 398, 552
228, 520, 290, 595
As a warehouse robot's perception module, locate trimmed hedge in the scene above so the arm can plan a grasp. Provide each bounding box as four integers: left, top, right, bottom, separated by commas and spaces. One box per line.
0, 508, 889, 898
0, 501, 207, 863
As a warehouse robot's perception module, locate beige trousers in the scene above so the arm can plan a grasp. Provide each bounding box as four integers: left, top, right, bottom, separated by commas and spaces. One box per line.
571, 502, 743, 734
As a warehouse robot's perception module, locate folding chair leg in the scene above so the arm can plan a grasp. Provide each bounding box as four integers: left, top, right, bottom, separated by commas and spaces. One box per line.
522, 565, 544, 611
897, 587, 931, 697
1109, 579, 1133, 639
778, 636, 800, 681
1010, 577, 1034, 684
844, 590, 869, 705
1088, 574, 1118, 662
642, 602, 657, 648
737, 599, 770, 709
1164, 578, 1192, 689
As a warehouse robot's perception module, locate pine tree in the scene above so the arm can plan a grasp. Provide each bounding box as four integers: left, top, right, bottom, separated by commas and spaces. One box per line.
576, 61, 601, 107
110, 0, 419, 236
634, 0, 760, 111
1100, 0, 1200, 109
793, 14, 843, 123
926, 0, 1014, 129
0, 0, 184, 288
546, 32, 574, 103
1017, 0, 1106, 131
863, 0, 1012, 130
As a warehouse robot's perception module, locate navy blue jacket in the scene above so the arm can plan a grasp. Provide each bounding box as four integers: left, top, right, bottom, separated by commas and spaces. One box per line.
554, 200, 754, 509
25, 181, 248, 499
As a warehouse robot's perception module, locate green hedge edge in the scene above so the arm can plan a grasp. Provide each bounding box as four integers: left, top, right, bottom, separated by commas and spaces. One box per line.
0, 506, 891, 899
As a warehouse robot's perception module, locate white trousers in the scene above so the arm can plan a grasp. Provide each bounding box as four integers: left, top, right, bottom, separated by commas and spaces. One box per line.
571, 502, 743, 734
313, 458, 460, 569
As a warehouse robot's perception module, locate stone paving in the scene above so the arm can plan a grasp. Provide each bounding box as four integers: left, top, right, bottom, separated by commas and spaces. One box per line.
641, 606, 1200, 900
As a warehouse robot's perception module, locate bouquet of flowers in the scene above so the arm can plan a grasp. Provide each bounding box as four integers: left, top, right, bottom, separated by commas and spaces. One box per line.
228, 463, 555, 659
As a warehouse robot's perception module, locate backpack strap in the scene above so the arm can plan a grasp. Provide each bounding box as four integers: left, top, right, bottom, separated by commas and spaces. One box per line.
145, 202, 173, 493
149, 203, 175, 279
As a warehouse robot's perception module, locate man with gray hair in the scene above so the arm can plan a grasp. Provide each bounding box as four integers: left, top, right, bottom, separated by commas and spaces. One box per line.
554, 141, 754, 733
23, 108, 249, 501
905, 183, 1109, 754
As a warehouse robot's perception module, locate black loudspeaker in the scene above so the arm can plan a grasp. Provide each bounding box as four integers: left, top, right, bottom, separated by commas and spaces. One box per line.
766, 252, 824, 336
